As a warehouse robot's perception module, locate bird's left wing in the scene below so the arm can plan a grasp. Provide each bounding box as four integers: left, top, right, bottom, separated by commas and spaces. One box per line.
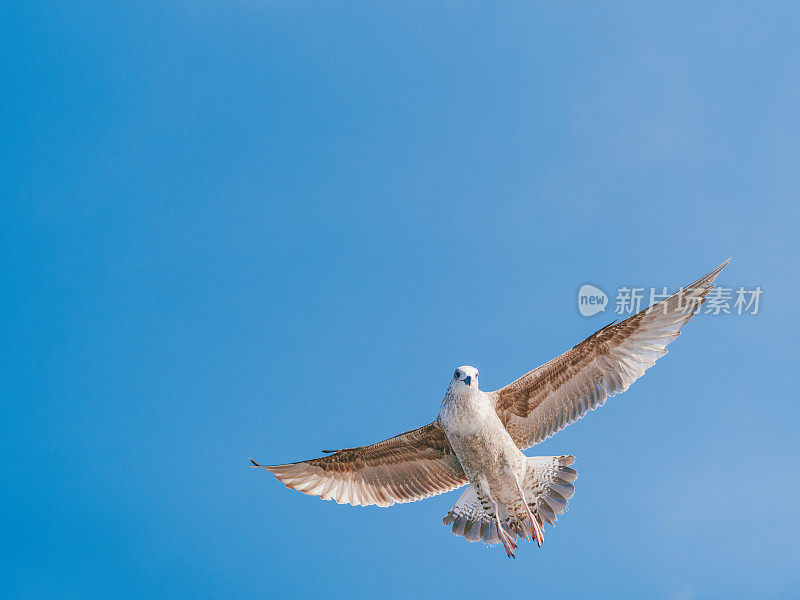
251, 420, 467, 507
491, 260, 729, 451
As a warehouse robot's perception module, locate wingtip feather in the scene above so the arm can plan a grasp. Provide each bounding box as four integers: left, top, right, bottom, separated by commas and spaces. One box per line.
703, 258, 731, 284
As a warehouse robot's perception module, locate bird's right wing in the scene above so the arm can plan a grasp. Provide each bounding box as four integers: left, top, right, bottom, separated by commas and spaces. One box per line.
491, 260, 729, 450
251, 420, 467, 507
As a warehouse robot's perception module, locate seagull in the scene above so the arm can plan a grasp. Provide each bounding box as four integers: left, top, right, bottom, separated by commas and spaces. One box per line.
251, 260, 729, 557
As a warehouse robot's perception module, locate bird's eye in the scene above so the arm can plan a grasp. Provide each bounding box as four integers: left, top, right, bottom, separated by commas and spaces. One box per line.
454, 370, 460, 379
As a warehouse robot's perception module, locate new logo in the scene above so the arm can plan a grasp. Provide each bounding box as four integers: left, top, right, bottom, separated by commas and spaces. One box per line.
577, 284, 608, 317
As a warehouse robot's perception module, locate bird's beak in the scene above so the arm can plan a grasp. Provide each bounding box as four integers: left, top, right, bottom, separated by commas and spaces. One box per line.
464, 376, 472, 386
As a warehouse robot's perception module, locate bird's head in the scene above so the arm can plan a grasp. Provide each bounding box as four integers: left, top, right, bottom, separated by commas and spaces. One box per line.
450, 365, 479, 392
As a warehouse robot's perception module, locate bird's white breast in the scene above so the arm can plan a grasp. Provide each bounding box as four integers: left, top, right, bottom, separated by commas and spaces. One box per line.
439, 388, 523, 482
440, 388, 496, 435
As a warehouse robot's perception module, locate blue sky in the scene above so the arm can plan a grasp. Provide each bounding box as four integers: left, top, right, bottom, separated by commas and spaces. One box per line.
3, 2, 800, 598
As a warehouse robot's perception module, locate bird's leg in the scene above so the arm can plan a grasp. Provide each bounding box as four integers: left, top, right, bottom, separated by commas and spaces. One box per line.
511, 471, 544, 547
486, 491, 516, 558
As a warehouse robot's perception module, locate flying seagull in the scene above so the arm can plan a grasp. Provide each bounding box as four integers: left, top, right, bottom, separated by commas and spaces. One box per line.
251, 260, 729, 557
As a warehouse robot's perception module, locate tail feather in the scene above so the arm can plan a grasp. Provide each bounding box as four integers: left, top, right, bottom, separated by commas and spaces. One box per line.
443, 485, 498, 545
443, 455, 577, 547
525, 455, 576, 528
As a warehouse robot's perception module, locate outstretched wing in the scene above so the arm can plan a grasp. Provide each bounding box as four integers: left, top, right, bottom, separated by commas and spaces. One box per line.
491, 260, 729, 450
251, 420, 467, 507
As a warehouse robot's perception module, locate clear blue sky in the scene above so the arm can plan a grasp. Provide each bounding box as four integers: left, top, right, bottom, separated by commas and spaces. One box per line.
3, 2, 799, 599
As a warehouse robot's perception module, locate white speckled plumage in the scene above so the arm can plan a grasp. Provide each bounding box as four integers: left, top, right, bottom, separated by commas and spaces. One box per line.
439, 366, 544, 555
252, 260, 729, 557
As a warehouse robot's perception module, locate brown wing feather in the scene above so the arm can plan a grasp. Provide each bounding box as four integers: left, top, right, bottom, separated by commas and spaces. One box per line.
492, 260, 730, 450
251, 421, 467, 507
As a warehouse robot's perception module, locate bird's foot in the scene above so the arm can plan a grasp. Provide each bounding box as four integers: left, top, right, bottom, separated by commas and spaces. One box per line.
487, 488, 517, 558
524, 505, 544, 547
511, 470, 544, 548
529, 514, 544, 548
497, 522, 517, 558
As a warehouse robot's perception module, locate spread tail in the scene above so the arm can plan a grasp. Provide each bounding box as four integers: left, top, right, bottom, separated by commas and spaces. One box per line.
442, 455, 577, 550
523, 455, 577, 529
